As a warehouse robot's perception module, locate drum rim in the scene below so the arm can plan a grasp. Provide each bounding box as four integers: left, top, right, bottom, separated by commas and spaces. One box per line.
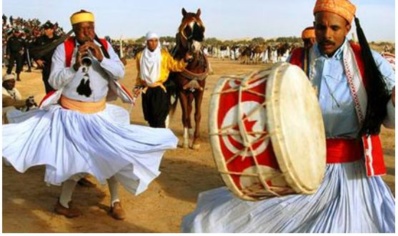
209, 77, 257, 201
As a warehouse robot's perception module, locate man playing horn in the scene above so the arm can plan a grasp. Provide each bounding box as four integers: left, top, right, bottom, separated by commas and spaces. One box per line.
2, 10, 178, 221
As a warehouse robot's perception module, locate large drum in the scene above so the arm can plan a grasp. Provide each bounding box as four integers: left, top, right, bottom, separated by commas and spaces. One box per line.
209, 62, 326, 201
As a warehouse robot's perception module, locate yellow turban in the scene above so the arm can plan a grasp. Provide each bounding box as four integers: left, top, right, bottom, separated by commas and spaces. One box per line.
313, 0, 356, 23
301, 27, 315, 39
70, 10, 95, 25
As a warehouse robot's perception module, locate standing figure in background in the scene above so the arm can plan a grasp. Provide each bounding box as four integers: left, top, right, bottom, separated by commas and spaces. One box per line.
6, 28, 25, 81
21, 29, 33, 73
288, 26, 316, 75
2, 14, 7, 26
134, 32, 191, 128
31, 21, 60, 93
301, 26, 316, 49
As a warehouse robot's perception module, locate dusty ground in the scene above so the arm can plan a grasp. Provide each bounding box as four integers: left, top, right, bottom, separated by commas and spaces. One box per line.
2, 57, 395, 233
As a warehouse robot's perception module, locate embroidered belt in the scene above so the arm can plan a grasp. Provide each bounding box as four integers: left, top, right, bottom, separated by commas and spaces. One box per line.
60, 96, 106, 114
141, 81, 166, 93
326, 138, 363, 163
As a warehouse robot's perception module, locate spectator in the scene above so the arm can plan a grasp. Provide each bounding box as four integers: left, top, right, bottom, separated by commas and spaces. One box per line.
31, 21, 60, 93
6, 28, 25, 81
2, 73, 36, 124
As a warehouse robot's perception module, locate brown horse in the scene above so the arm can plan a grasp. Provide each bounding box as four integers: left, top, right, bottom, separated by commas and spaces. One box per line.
169, 8, 208, 149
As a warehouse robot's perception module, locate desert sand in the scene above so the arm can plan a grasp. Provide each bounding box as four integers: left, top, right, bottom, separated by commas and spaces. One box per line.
2, 57, 395, 233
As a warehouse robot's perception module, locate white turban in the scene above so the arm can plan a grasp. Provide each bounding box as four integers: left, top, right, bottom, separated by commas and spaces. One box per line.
146, 31, 159, 40
3, 73, 15, 82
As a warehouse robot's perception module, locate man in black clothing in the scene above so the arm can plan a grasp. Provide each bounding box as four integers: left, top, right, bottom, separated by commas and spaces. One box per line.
31, 21, 59, 93
2, 14, 6, 26
22, 29, 34, 72
6, 28, 25, 81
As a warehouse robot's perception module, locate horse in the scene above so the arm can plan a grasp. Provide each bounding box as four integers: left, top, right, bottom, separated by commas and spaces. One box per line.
276, 42, 291, 61
239, 45, 253, 64
169, 8, 208, 149
252, 44, 266, 64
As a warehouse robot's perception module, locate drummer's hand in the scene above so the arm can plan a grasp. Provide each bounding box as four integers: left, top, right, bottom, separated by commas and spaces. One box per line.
392, 86, 395, 107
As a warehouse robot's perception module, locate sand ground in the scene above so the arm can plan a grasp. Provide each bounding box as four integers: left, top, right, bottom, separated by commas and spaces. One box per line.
2, 57, 395, 233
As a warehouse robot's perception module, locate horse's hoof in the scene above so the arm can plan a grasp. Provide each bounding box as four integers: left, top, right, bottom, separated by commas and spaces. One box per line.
178, 140, 190, 148
190, 143, 200, 150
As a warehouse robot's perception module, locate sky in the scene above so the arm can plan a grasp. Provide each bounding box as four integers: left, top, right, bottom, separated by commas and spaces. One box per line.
2, 0, 396, 42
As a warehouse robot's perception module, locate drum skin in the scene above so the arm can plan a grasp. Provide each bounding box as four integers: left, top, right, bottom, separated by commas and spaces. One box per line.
266, 63, 326, 194
209, 62, 326, 201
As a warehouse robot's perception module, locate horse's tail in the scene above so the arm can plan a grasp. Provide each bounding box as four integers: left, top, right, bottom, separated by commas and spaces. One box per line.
167, 72, 179, 119
169, 92, 179, 119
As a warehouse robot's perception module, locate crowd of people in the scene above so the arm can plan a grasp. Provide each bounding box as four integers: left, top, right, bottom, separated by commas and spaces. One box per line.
2, 15, 66, 82
1, 0, 396, 233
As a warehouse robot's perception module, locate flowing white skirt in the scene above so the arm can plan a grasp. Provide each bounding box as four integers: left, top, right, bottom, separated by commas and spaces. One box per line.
181, 161, 395, 233
2, 104, 178, 195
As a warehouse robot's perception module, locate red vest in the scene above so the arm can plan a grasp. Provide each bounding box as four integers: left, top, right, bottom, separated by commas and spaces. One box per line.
64, 37, 108, 67
39, 37, 109, 105
289, 43, 386, 176
39, 37, 134, 106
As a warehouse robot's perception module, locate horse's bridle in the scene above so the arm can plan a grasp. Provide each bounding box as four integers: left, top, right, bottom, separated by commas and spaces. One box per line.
179, 17, 204, 41
178, 17, 205, 54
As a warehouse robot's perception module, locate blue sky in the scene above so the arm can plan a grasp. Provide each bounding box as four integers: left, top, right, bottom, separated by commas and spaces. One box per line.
2, 0, 395, 42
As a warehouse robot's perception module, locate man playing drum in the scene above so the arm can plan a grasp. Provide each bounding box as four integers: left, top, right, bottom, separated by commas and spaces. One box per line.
181, 0, 395, 233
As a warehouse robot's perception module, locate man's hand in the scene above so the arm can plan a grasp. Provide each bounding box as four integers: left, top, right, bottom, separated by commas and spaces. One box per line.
133, 86, 143, 98
79, 41, 104, 62
184, 52, 193, 62
35, 59, 45, 68
25, 96, 37, 107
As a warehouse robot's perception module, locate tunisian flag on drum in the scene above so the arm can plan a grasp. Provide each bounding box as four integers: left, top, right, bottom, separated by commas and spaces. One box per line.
209, 63, 326, 201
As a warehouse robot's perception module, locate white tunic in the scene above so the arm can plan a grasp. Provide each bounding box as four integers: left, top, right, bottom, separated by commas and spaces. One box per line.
2, 39, 178, 195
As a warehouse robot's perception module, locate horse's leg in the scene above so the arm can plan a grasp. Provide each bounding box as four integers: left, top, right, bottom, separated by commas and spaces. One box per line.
165, 114, 170, 128
186, 92, 194, 148
191, 89, 204, 150
178, 91, 190, 148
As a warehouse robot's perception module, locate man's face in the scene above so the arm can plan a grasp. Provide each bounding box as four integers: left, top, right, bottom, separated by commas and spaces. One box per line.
74, 22, 95, 43
44, 27, 54, 37
314, 12, 351, 56
147, 38, 159, 52
3, 79, 15, 90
